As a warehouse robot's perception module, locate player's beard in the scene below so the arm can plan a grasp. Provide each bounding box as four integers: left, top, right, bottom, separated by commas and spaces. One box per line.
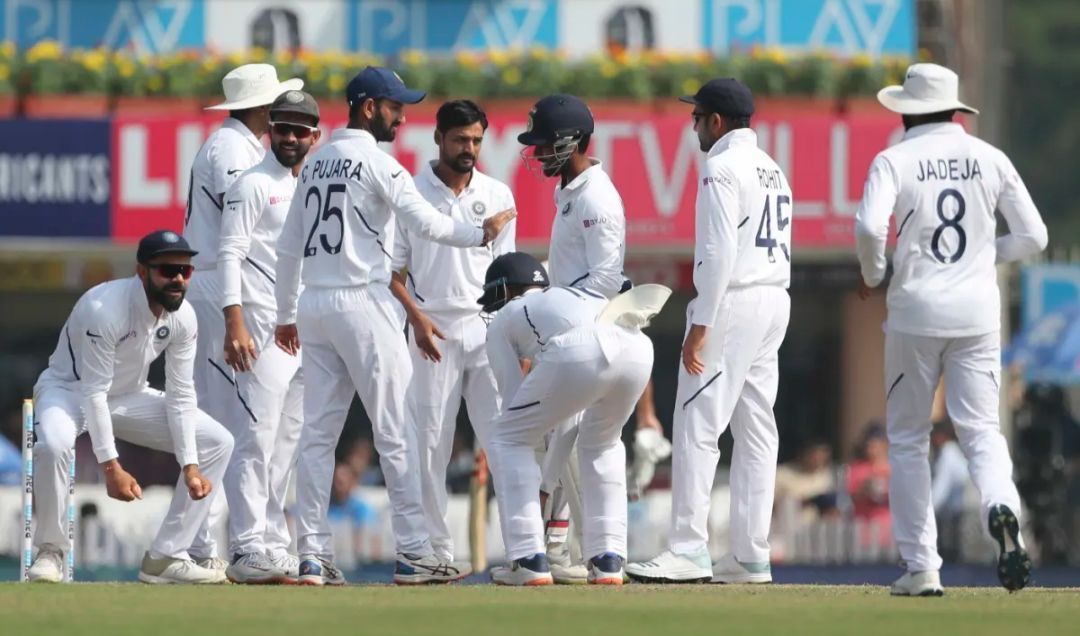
272, 139, 310, 168
145, 276, 186, 312
371, 110, 400, 142
443, 149, 476, 174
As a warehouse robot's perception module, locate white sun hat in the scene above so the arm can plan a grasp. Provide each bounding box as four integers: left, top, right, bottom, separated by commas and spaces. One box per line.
205, 63, 304, 111
877, 63, 979, 116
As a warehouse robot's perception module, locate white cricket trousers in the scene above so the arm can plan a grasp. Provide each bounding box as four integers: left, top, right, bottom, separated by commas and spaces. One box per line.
407, 310, 500, 561
669, 285, 790, 563
294, 284, 432, 558
187, 269, 248, 558
228, 305, 304, 557
884, 328, 1022, 572
31, 383, 234, 559
487, 325, 653, 562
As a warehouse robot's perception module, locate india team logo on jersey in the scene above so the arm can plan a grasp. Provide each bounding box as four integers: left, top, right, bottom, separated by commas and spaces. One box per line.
471, 201, 486, 218
155, 326, 170, 340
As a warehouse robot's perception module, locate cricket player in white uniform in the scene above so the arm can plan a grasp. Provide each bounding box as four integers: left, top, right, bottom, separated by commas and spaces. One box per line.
854, 64, 1045, 596
479, 253, 660, 586
517, 93, 633, 582
216, 90, 322, 584
627, 78, 792, 585
184, 64, 301, 568
273, 67, 515, 585
26, 231, 233, 584
389, 99, 516, 563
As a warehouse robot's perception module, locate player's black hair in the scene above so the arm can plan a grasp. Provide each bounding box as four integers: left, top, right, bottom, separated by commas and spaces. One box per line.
902, 110, 957, 130
725, 115, 751, 130
436, 99, 489, 133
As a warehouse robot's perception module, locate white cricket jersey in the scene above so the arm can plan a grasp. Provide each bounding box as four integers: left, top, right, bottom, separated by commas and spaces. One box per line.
35, 277, 199, 466
485, 286, 607, 399
183, 118, 265, 271
548, 161, 626, 299
855, 122, 1047, 337
275, 128, 485, 324
692, 128, 792, 328
392, 161, 516, 315
218, 152, 297, 312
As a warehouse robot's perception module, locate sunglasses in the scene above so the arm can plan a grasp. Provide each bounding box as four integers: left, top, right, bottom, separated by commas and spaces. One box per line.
271, 121, 318, 139
150, 264, 194, 280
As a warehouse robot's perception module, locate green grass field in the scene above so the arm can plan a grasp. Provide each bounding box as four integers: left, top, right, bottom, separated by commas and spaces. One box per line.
4, 584, 1080, 636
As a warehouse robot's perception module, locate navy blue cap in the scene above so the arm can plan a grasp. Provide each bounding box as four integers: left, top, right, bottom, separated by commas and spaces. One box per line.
517, 94, 594, 146
680, 78, 755, 118
346, 66, 425, 106
477, 252, 549, 311
137, 230, 197, 263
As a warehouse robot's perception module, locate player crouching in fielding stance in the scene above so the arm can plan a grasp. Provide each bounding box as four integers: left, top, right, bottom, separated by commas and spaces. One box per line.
480, 253, 666, 585
27, 231, 234, 584
855, 64, 1046, 596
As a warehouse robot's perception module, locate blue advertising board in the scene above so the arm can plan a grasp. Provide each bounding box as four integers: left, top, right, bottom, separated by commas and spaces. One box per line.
0, 119, 111, 238
1, 0, 205, 53
346, 0, 558, 54
702, 0, 915, 57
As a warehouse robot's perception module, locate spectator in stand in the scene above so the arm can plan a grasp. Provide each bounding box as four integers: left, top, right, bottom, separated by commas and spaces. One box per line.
931, 419, 969, 561
775, 440, 839, 524
846, 423, 892, 550
327, 463, 381, 560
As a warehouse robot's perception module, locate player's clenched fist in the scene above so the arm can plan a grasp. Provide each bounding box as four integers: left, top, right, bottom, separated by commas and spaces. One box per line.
183, 465, 212, 500
482, 208, 517, 245
102, 460, 143, 502
275, 324, 300, 356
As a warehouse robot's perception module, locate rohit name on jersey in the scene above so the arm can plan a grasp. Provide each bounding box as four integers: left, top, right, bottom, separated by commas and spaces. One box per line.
756, 168, 785, 190
302, 158, 363, 182
916, 158, 982, 182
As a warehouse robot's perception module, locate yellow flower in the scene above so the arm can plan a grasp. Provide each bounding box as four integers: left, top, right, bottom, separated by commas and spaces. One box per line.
82, 49, 108, 73
400, 49, 425, 66
327, 73, 346, 93
455, 50, 482, 69
529, 46, 548, 61
308, 65, 325, 82
1, 41, 14, 59
274, 49, 293, 66
227, 51, 245, 66
147, 75, 164, 92
681, 78, 701, 95
489, 49, 510, 67
850, 53, 873, 69
0, 65, 9, 82
501, 66, 522, 86
599, 60, 619, 79
118, 58, 136, 78
26, 39, 63, 63
250, 47, 268, 61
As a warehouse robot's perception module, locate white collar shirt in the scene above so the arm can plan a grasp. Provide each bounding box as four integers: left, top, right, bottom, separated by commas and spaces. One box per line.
548, 161, 627, 299
274, 129, 485, 324
691, 128, 793, 328
855, 122, 1047, 337
392, 161, 516, 316
36, 276, 199, 466
217, 152, 298, 312
183, 117, 265, 270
